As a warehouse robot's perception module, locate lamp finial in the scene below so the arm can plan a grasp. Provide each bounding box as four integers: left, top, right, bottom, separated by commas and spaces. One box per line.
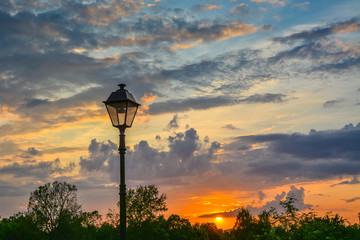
118, 83, 126, 90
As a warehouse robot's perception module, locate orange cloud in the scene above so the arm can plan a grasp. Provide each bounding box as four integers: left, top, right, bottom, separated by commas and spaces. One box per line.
170, 39, 203, 51
219, 23, 258, 40
136, 93, 157, 122
169, 22, 258, 50
102, 20, 257, 50
202, 4, 222, 10
0, 105, 9, 114
141, 92, 157, 103
106, 35, 156, 47
0, 105, 20, 121
75, 1, 144, 25
333, 23, 360, 34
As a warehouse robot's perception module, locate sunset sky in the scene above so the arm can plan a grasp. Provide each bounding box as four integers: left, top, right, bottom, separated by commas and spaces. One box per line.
0, 0, 359, 228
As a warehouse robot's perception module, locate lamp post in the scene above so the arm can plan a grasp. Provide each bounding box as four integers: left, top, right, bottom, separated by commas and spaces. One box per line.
103, 83, 140, 240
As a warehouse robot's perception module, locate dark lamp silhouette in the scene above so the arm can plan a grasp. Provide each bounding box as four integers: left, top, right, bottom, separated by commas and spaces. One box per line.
103, 83, 140, 129
103, 83, 140, 240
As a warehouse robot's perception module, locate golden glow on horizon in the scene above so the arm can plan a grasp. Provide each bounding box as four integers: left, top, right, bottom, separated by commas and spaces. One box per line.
164, 177, 360, 231
216, 217, 223, 221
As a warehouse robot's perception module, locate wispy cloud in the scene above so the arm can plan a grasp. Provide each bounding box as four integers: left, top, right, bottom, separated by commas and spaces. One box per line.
149, 93, 287, 115
222, 124, 240, 130
331, 177, 360, 187
251, 0, 287, 6
323, 99, 345, 108
0, 158, 75, 178
342, 197, 360, 203
230, 4, 250, 15
192, 4, 222, 11
273, 18, 360, 43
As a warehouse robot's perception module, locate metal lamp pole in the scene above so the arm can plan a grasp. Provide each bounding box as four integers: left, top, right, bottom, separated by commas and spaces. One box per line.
103, 84, 140, 240
119, 127, 126, 240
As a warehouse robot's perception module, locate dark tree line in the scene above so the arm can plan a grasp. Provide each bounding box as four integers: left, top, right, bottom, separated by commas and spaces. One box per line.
0, 181, 359, 240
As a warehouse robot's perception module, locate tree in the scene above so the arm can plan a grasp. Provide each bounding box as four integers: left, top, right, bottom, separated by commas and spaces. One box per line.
28, 181, 81, 233
166, 214, 194, 240
233, 207, 257, 240
125, 185, 168, 226
0, 212, 46, 240
199, 222, 223, 240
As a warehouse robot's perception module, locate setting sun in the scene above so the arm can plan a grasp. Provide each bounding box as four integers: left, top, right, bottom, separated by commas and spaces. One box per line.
216, 217, 223, 221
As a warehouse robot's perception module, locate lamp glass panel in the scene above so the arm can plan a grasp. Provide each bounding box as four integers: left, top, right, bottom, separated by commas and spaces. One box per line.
116, 102, 126, 126
125, 102, 138, 127
106, 104, 119, 126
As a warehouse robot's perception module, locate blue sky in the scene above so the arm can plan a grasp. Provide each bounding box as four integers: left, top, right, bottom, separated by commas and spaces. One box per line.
0, 0, 359, 226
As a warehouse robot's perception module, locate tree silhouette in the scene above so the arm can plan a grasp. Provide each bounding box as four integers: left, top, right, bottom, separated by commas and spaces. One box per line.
1, 182, 359, 239
28, 181, 81, 233
125, 184, 167, 227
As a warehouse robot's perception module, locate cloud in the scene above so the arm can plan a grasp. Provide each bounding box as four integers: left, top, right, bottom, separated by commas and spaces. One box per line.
0, 158, 75, 178
268, 37, 360, 73
80, 128, 221, 182
99, 15, 258, 50
342, 197, 360, 203
251, 0, 287, 6
200, 186, 312, 218
0, 4, 261, 136
0, 1, 258, 57
100, 16, 258, 50
167, 114, 180, 130
149, 96, 233, 115
330, 176, 360, 187
20, 147, 42, 158
292, 2, 310, 10
42, 147, 83, 154
192, 4, 222, 11
236, 122, 360, 161
230, 4, 250, 15
218, 122, 360, 183
258, 190, 266, 201
7, 11, 356, 134
0, 52, 165, 137
149, 93, 287, 115
0, 179, 42, 198
261, 24, 274, 31
273, 18, 360, 43
80, 139, 118, 172
71, 1, 143, 25
240, 93, 287, 103
125, 128, 220, 181
315, 57, 360, 72
222, 124, 239, 130
323, 99, 345, 108
0, 140, 19, 157
26, 147, 41, 156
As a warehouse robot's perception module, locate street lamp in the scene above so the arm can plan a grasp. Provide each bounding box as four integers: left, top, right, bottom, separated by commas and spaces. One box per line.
103, 83, 140, 240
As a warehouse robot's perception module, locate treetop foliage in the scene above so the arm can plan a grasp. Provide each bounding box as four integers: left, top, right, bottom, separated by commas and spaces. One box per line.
28, 181, 81, 233
125, 184, 168, 226
0, 181, 359, 240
